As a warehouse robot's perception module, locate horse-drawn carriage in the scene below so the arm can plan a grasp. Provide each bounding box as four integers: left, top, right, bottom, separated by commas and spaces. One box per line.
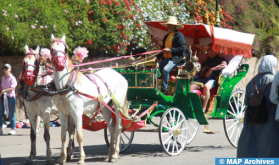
100, 23, 255, 155
21, 23, 255, 165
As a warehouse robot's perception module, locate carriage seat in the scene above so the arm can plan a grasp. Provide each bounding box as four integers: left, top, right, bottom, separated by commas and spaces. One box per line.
221, 55, 243, 77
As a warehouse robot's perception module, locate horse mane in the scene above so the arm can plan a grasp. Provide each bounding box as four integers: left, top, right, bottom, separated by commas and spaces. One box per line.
67, 58, 83, 86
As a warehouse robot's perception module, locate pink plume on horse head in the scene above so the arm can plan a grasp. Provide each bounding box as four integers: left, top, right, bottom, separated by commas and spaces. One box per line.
72, 46, 89, 62
40, 48, 51, 60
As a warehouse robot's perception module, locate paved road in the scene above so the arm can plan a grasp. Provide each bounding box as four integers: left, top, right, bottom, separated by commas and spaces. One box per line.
0, 119, 237, 165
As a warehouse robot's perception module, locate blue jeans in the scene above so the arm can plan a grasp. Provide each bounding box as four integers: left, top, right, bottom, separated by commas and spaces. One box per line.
0, 96, 16, 129
158, 58, 176, 91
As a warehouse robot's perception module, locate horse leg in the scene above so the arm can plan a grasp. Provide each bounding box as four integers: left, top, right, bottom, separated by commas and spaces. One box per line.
42, 114, 52, 165
55, 113, 68, 165
101, 107, 116, 162
24, 115, 37, 165
67, 116, 75, 160
72, 112, 85, 165
110, 95, 128, 163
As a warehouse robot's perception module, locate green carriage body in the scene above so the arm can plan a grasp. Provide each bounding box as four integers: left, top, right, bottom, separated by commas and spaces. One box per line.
115, 63, 249, 126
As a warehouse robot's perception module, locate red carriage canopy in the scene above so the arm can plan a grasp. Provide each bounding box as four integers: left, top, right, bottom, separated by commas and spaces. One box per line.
145, 22, 255, 58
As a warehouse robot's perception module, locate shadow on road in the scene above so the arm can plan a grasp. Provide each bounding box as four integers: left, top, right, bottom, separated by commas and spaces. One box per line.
1, 143, 233, 164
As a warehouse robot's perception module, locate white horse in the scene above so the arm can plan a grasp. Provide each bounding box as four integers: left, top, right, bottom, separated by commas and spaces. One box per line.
50, 34, 128, 164
22, 45, 75, 165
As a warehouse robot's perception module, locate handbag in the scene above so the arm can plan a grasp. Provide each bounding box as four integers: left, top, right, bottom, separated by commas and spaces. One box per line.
246, 78, 271, 124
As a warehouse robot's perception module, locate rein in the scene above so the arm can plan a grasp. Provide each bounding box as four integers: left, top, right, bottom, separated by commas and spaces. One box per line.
70, 50, 162, 68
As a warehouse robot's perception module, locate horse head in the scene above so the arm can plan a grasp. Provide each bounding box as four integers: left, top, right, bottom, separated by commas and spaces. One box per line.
50, 33, 68, 71
22, 44, 41, 86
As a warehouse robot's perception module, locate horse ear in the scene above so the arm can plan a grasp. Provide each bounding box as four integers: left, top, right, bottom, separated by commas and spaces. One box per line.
51, 34, 55, 41
61, 33, 66, 42
24, 44, 29, 54
35, 45, 40, 54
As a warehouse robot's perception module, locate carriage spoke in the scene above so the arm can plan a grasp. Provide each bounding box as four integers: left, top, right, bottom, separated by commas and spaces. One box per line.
229, 102, 237, 116
121, 136, 125, 146
166, 138, 171, 151
227, 110, 237, 117
233, 95, 239, 114
189, 121, 196, 129
177, 113, 181, 125
229, 122, 237, 139
172, 138, 176, 154
227, 120, 238, 131
122, 132, 130, 140
226, 119, 236, 122
161, 132, 170, 136
165, 114, 172, 128
162, 125, 171, 130
187, 127, 193, 137
175, 138, 179, 151
234, 125, 240, 145
172, 110, 176, 126
163, 134, 173, 145
178, 135, 187, 139
176, 119, 185, 128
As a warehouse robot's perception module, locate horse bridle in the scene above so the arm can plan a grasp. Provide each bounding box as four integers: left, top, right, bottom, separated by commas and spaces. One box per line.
21, 49, 40, 82
50, 38, 68, 69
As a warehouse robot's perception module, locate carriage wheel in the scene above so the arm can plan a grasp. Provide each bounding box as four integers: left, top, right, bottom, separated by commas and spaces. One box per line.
186, 118, 199, 144
104, 128, 134, 153
159, 107, 188, 156
223, 90, 246, 148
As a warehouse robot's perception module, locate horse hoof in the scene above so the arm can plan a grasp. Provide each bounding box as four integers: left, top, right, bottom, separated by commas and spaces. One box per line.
54, 160, 64, 165
67, 154, 74, 161
104, 157, 110, 162
77, 160, 85, 165
46, 159, 53, 165
24, 159, 33, 165
110, 158, 118, 163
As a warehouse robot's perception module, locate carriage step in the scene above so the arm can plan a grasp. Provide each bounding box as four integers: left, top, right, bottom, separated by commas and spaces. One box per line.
135, 129, 159, 132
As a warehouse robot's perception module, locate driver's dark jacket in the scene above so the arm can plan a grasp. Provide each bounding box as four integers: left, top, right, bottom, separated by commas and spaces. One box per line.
156, 31, 188, 64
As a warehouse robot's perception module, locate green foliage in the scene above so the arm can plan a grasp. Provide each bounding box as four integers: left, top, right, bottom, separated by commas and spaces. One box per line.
0, 0, 71, 55
0, 0, 139, 56
220, 0, 279, 57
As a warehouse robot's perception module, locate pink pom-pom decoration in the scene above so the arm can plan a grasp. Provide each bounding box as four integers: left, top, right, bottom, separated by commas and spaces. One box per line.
72, 47, 89, 62
40, 48, 51, 60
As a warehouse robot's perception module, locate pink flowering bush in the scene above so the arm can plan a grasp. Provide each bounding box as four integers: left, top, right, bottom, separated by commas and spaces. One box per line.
220, 0, 279, 57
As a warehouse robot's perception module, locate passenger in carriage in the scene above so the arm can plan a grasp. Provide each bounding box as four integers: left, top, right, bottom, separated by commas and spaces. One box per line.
154, 16, 187, 95
196, 44, 227, 112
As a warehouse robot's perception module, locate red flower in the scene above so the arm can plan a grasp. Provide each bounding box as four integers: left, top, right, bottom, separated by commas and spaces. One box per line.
108, 0, 112, 6
62, 3, 65, 6
108, 47, 111, 49
58, 1, 61, 2
84, 42, 87, 45
88, 39, 92, 45
103, 18, 107, 22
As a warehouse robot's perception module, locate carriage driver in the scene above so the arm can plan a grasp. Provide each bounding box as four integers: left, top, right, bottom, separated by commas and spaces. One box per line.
197, 44, 227, 113
154, 16, 187, 95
